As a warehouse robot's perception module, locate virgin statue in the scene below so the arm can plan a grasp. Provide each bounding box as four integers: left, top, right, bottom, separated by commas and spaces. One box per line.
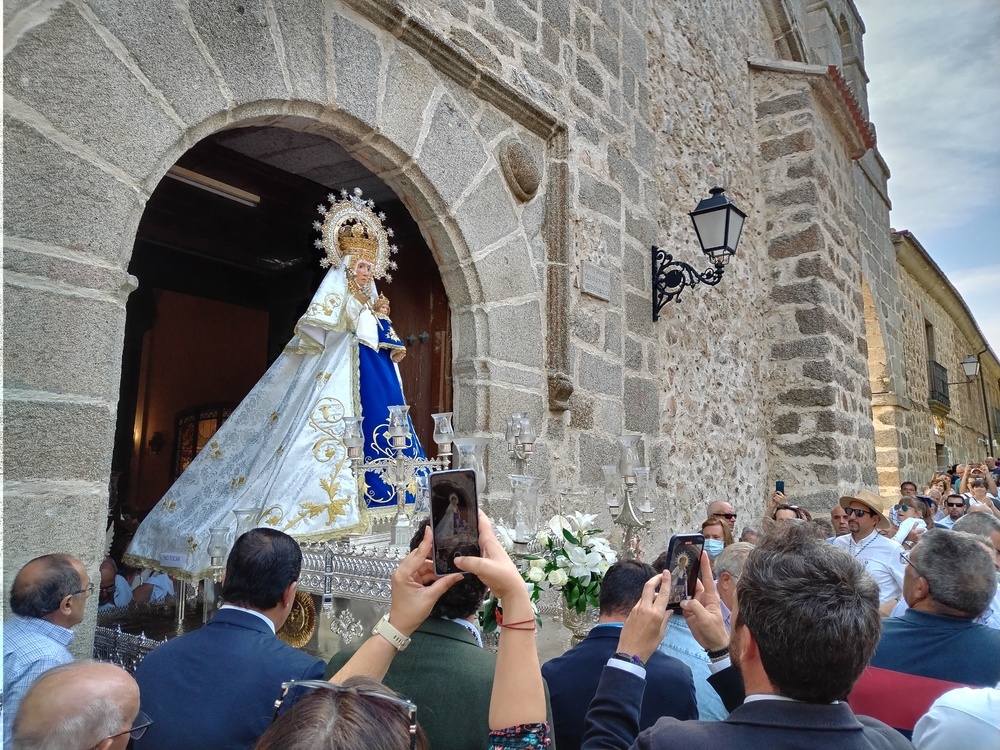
125, 188, 425, 582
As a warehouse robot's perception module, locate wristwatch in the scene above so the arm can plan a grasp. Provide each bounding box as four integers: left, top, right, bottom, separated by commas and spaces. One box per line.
611, 651, 645, 668
372, 614, 411, 651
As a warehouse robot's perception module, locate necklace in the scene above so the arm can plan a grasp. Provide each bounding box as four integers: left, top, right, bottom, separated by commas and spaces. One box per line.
849, 533, 879, 558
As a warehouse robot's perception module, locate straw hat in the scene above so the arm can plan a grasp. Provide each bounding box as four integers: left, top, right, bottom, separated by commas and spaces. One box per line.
839, 490, 890, 530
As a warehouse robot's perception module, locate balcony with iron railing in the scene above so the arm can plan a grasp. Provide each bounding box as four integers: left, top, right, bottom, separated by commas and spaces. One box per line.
928, 360, 950, 410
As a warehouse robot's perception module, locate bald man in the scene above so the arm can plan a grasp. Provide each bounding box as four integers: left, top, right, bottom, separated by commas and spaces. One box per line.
3, 554, 91, 745
706, 500, 737, 532
12, 661, 143, 750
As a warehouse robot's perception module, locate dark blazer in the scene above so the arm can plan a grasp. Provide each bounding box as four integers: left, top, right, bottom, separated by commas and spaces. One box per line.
542, 624, 697, 750
707, 664, 745, 713
582, 665, 913, 750
135, 607, 325, 750
326, 617, 499, 750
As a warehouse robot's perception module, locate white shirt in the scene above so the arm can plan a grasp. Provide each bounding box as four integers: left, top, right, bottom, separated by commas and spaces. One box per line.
913, 684, 1000, 749
219, 604, 276, 633
833, 530, 905, 605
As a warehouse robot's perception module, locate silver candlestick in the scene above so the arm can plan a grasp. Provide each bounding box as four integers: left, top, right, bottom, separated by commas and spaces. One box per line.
342, 407, 450, 546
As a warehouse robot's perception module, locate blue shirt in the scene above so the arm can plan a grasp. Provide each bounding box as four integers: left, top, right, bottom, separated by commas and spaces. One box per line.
658, 616, 728, 720
3, 616, 75, 743
99, 575, 133, 611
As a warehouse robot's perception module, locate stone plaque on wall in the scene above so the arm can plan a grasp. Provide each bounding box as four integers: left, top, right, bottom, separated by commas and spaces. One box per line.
581, 261, 612, 302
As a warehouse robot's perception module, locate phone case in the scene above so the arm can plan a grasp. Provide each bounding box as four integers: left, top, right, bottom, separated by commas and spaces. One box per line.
428, 469, 481, 575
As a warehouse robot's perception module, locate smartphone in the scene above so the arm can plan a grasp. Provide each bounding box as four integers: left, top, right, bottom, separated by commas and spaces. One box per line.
664, 533, 705, 611
775, 480, 785, 494
429, 469, 481, 576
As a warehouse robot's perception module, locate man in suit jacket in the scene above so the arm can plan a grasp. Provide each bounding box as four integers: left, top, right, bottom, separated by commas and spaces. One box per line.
135, 529, 325, 750
543, 560, 697, 749
326, 520, 499, 750
581, 526, 912, 750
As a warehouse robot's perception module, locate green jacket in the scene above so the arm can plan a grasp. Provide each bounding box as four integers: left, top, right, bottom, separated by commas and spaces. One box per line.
326, 617, 555, 749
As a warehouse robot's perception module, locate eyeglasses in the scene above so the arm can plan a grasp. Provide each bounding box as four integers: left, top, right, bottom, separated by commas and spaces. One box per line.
899, 551, 928, 584
713, 513, 738, 520
843, 508, 874, 518
946, 502, 965, 508
72, 582, 95, 597
271, 680, 418, 750
101, 710, 153, 742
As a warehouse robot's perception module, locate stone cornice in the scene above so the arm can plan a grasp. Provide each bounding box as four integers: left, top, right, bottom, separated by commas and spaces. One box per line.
341, 0, 563, 140
748, 57, 875, 159
893, 230, 999, 374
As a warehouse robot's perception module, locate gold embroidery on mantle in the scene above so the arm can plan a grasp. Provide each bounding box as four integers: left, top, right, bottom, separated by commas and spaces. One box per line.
231, 476, 246, 491
209, 441, 222, 459
306, 292, 343, 318
309, 397, 346, 463
276, 468, 351, 531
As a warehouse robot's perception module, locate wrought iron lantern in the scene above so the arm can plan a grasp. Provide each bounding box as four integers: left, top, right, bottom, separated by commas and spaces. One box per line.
652, 186, 746, 320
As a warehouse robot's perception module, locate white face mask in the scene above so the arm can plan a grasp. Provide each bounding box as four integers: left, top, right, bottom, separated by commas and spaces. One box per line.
704, 539, 725, 559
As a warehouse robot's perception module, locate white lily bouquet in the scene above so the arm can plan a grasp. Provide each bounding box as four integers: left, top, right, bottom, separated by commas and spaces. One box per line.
524, 512, 618, 614
480, 512, 618, 633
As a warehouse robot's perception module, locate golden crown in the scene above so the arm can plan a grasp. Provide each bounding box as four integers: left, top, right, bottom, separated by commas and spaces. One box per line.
312, 188, 399, 281
339, 222, 378, 267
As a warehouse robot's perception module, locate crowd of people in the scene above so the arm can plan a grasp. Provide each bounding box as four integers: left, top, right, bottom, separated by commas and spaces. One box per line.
4, 459, 1000, 749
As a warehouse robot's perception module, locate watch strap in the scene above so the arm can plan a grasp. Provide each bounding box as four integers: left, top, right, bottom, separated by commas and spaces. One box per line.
372, 613, 411, 651
611, 651, 645, 668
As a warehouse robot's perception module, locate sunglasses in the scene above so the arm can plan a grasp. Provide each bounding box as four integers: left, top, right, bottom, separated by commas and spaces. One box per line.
946, 502, 965, 508
714, 513, 738, 520
101, 710, 153, 742
271, 680, 418, 750
843, 508, 874, 518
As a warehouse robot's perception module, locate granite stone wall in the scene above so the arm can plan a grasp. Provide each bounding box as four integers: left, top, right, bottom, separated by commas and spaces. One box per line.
5, 0, 964, 656
753, 63, 878, 511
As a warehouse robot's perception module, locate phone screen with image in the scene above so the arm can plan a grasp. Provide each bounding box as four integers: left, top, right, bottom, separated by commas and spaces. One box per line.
429, 469, 481, 576
664, 534, 705, 610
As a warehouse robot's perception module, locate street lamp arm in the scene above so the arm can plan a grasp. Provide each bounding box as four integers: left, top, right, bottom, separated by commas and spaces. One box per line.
652, 246, 726, 320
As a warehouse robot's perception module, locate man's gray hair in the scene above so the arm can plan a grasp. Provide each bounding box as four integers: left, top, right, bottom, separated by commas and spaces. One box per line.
12, 662, 126, 750
913, 530, 998, 617
714, 542, 753, 580
739, 525, 764, 544
953, 513, 1000, 537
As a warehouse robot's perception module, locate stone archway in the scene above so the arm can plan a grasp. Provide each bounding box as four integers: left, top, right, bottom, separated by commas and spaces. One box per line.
3, 1, 563, 647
